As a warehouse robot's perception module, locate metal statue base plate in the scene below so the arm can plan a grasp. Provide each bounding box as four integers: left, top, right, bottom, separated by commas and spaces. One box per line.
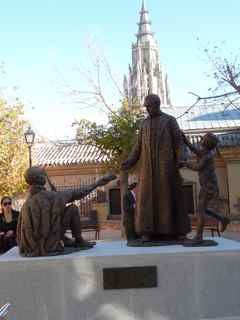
182, 239, 218, 247
103, 266, 157, 290
127, 239, 184, 247
20, 245, 95, 258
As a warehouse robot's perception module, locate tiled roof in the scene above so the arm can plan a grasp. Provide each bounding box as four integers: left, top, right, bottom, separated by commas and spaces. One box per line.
218, 132, 240, 147
33, 132, 240, 167
162, 104, 240, 133
32, 142, 108, 166
32, 104, 240, 166
186, 132, 240, 147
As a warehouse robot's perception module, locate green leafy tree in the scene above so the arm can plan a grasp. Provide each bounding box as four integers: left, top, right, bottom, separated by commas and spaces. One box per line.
75, 101, 144, 171
69, 47, 145, 217
68, 41, 144, 166
75, 101, 144, 218
0, 99, 28, 196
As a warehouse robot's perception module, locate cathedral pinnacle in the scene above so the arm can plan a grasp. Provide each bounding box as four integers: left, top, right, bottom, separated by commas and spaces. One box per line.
125, 1, 171, 106
137, 0, 153, 41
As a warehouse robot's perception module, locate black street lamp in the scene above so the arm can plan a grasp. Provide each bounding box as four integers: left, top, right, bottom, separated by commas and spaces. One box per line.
24, 126, 35, 168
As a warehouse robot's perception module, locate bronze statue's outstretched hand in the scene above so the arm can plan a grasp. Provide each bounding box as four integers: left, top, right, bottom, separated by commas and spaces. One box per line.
181, 130, 199, 155
45, 171, 57, 192
96, 174, 117, 187
181, 131, 189, 145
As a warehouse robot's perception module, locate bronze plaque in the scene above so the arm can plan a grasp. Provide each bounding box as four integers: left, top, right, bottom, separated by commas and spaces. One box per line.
103, 266, 157, 290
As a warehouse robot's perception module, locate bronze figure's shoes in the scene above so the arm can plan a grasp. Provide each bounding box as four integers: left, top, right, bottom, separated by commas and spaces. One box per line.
74, 239, 95, 249
220, 217, 230, 232
63, 236, 75, 247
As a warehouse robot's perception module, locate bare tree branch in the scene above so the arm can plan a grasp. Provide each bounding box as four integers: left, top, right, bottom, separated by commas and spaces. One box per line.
176, 99, 201, 119
189, 90, 238, 101
102, 57, 125, 97
64, 37, 130, 121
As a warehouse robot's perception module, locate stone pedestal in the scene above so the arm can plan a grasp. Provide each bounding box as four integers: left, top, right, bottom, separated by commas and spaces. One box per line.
1, 238, 240, 320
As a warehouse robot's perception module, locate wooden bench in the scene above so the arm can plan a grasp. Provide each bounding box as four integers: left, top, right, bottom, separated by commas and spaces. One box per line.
189, 215, 221, 237
80, 210, 100, 240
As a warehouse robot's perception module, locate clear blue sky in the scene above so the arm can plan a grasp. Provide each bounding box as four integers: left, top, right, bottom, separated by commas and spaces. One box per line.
0, 0, 239, 139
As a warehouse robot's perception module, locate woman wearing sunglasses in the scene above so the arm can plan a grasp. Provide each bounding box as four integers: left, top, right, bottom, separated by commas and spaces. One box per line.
0, 196, 19, 253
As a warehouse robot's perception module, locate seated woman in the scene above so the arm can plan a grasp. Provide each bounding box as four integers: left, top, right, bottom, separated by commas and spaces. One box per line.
0, 197, 19, 253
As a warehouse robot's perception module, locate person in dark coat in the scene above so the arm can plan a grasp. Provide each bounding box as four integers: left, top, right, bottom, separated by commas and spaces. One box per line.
123, 182, 138, 241
122, 94, 191, 241
0, 196, 19, 253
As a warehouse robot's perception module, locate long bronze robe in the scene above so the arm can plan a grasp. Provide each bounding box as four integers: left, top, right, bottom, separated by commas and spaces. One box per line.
126, 112, 191, 236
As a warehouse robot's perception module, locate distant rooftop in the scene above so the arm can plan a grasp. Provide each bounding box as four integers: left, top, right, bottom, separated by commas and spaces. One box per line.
33, 131, 240, 167
187, 132, 240, 147
32, 143, 108, 166
32, 102, 240, 167
162, 104, 240, 133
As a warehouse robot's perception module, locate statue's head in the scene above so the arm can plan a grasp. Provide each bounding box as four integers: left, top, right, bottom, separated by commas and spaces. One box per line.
201, 133, 219, 150
24, 166, 47, 186
144, 94, 161, 117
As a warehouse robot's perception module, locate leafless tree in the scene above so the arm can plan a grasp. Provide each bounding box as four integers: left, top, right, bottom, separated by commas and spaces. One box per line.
66, 39, 125, 117
177, 45, 240, 119
67, 41, 132, 219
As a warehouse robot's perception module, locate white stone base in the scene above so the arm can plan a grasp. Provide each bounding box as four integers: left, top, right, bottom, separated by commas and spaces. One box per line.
1, 238, 240, 320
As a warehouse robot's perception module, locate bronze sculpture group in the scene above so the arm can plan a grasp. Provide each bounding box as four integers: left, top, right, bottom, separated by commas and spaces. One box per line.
122, 94, 191, 244
16, 94, 229, 257
122, 94, 229, 247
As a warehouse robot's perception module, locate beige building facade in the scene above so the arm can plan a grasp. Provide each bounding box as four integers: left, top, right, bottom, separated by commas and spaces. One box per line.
181, 145, 240, 218
33, 134, 240, 224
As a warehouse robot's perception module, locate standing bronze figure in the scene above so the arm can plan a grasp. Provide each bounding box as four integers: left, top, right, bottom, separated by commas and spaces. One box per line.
181, 132, 230, 246
122, 94, 190, 243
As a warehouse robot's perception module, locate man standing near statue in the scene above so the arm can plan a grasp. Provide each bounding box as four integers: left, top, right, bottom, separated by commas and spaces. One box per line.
122, 94, 190, 243
123, 182, 138, 242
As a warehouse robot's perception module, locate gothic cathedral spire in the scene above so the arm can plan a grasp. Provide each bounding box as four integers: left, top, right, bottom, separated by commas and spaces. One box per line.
124, 1, 171, 106
137, 0, 153, 41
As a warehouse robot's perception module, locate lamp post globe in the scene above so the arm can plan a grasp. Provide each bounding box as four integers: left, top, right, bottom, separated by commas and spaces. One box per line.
24, 126, 35, 168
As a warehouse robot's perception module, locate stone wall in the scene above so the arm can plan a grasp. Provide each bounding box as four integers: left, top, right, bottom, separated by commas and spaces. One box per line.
226, 160, 240, 216
40, 147, 240, 223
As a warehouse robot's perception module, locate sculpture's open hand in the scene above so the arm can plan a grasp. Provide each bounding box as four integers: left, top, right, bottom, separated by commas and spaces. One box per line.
181, 131, 193, 150
181, 131, 188, 143
97, 174, 117, 186
5, 230, 14, 238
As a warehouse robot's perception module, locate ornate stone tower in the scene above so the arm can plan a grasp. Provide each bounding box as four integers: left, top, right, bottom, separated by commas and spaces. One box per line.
124, 0, 171, 106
